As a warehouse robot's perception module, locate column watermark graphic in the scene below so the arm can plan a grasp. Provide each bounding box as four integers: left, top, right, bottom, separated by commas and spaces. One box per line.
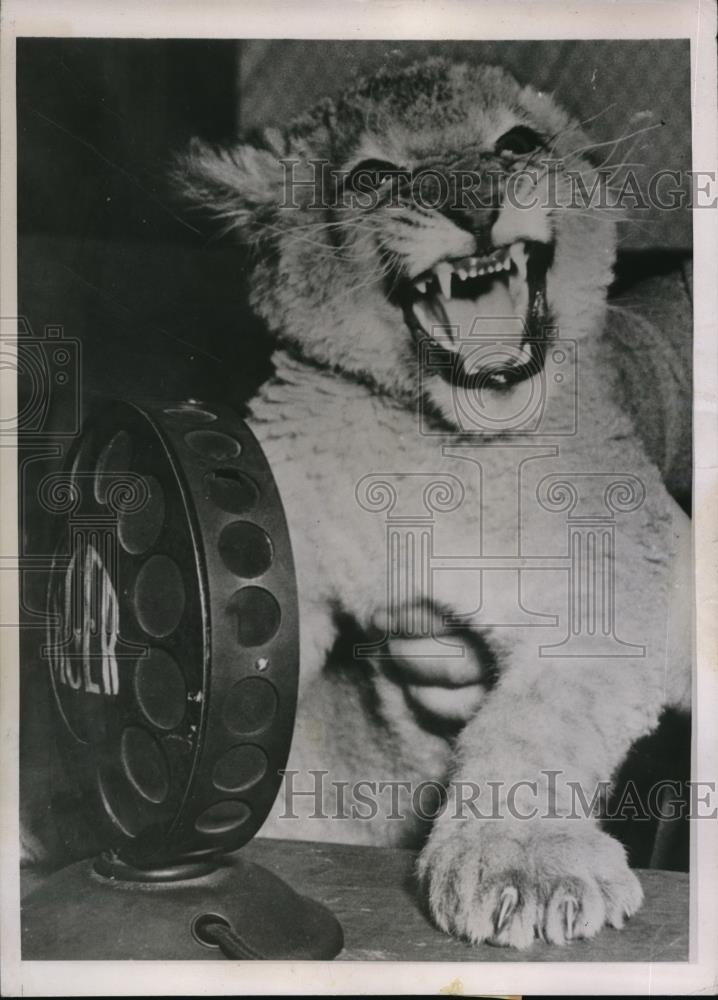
355, 460, 647, 659
43, 470, 149, 711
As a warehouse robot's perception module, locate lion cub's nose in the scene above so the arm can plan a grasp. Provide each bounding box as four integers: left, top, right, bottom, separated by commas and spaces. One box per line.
443, 206, 500, 251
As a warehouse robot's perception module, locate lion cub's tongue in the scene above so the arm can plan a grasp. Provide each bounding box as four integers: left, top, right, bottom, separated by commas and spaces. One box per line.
415, 283, 519, 348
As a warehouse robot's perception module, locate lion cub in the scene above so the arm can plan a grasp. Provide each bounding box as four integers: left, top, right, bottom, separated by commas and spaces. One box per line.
178, 58, 690, 948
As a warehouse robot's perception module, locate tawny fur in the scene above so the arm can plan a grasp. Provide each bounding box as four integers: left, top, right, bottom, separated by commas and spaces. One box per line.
177, 58, 691, 948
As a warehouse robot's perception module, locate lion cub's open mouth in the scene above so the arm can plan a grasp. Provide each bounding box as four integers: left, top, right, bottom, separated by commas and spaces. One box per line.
403, 239, 554, 390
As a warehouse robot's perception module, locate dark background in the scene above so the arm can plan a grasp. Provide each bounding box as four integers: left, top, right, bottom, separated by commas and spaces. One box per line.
17, 38, 691, 871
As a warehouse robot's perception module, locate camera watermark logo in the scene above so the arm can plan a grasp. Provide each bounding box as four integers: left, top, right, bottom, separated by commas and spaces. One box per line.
1, 317, 81, 439
417, 316, 577, 437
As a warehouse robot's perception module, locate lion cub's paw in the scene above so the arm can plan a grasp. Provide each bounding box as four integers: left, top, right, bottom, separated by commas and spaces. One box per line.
418, 820, 643, 949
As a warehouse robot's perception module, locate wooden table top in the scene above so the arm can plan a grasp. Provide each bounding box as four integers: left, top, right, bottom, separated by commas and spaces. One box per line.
20, 837, 689, 962
242, 838, 690, 962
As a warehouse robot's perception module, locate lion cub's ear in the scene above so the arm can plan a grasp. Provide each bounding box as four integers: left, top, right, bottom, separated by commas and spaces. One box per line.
174, 135, 284, 233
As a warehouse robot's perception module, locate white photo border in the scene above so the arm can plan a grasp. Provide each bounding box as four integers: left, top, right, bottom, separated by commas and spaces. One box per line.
1, 0, 716, 995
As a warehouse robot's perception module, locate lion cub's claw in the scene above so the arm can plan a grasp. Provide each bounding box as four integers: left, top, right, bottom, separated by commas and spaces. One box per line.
563, 895, 577, 939
419, 823, 644, 949
495, 886, 519, 935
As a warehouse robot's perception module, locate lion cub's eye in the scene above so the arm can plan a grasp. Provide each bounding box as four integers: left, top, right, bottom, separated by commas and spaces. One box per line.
494, 125, 544, 158
345, 158, 399, 191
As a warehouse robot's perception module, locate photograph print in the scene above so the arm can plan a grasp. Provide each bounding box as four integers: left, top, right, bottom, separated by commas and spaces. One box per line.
9, 24, 706, 983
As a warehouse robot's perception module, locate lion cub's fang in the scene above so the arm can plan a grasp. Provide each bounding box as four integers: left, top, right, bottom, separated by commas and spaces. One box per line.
495, 886, 519, 933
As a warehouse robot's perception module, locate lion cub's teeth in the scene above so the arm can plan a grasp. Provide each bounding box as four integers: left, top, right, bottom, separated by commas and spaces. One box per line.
415, 280, 427, 294
469, 264, 478, 277
478, 267, 486, 276
456, 267, 468, 281
435, 262, 453, 299
502, 259, 511, 271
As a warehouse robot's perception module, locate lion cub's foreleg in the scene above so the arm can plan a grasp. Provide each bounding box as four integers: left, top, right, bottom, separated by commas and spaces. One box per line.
417, 652, 650, 947
417, 500, 691, 947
